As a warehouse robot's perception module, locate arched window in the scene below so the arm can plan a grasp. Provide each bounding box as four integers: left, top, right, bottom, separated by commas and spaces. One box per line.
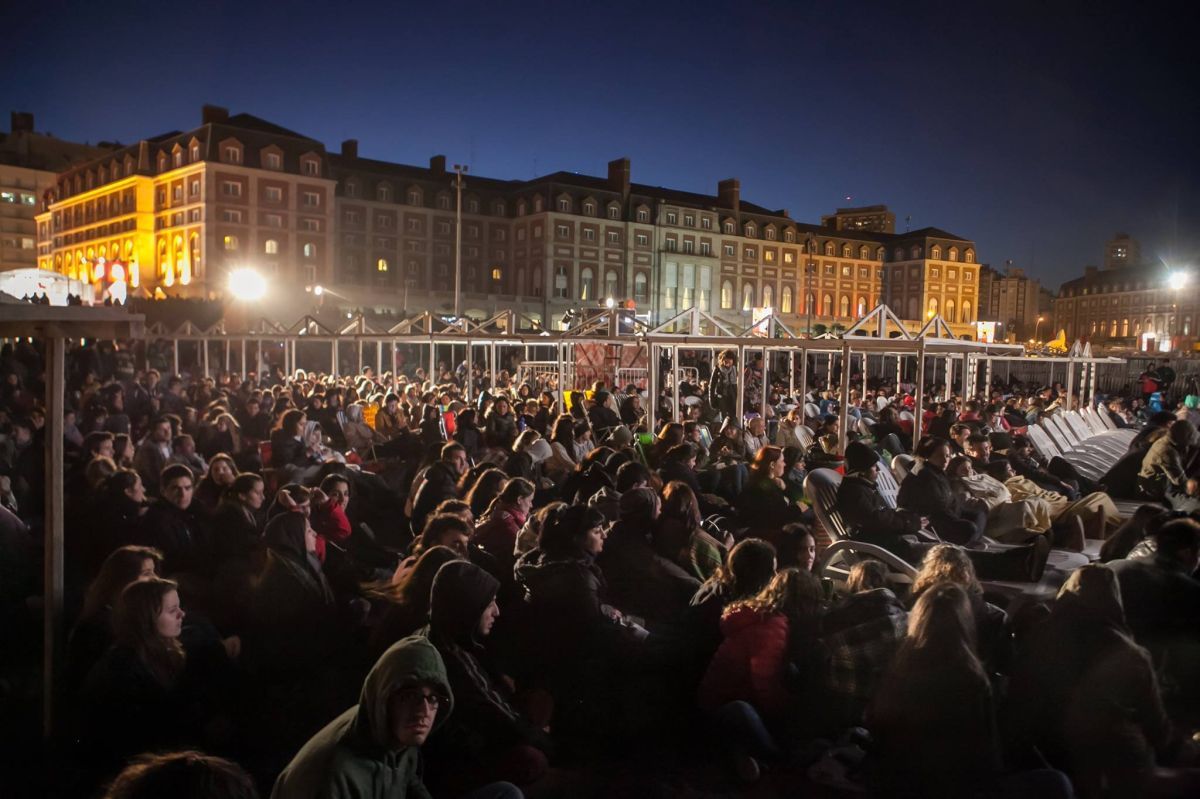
964, 249, 975, 263
1110, 319, 1118, 337
948, 247, 959, 262
157, 240, 168, 269
187, 234, 199, 283
303, 243, 315, 258
931, 245, 942, 259
876, 247, 885, 260
580, 267, 594, 300
805, 292, 815, 315
856, 295, 867, 316
908, 297, 919, 319
822, 293, 833, 315
781, 286, 794, 314
945, 298, 955, 322
839, 295, 850, 317
742, 283, 754, 311
377, 258, 389, 272
960, 301, 971, 322
842, 244, 852, 258
928, 297, 939, 317
605, 270, 618, 298
721, 280, 734, 309
377, 184, 391, 202
634, 273, 648, 303
265, 239, 278, 255
860, 245, 870, 259
824, 241, 835, 256
762, 283, 774, 309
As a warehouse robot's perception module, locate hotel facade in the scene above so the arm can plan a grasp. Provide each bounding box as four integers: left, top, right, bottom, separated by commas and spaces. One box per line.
38, 106, 981, 333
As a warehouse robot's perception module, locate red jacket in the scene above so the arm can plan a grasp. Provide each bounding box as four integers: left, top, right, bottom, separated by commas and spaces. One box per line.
310, 501, 351, 562
699, 607, 792, 718
473, 507, 526, 562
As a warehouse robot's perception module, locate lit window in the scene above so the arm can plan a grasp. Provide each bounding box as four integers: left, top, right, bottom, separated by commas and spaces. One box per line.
377, 258, 389, 272
265, 239, 278, 254
491, 267, 502, 281
224, 235, 238, 250
303, 243, 316, 258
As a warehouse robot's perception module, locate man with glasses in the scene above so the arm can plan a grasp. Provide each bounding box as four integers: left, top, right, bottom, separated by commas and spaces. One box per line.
272, 634, 520, 799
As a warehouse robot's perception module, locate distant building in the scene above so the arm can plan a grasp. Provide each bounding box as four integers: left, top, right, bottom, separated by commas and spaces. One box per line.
1, 112, 111, 273
821, 205, 896, 234
1054, 233, 1194, 352
978, 262, 1045, 340
37, 107, 980, 333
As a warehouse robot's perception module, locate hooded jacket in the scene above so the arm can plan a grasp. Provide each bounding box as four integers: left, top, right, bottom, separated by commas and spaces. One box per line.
271, 636, 453, 799
699, 606, 792, 719
426, 562, 550, 759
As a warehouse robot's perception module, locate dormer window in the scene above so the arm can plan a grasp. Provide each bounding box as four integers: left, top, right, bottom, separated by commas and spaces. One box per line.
377, 184, 391, 202
264, 152, 282, 170
190, 143, 201, 161
558, 197, 571, 212
302, 159, 320, 177
222, 144, 242, 164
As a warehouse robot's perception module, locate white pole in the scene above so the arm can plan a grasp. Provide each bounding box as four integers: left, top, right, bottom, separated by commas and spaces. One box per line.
913, 346, 927, 448
838, 343, 852, 454
736, 345, 746, 422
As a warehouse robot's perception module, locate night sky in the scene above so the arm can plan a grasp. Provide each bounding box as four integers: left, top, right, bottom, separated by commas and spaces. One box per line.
4, 0, 1196, 290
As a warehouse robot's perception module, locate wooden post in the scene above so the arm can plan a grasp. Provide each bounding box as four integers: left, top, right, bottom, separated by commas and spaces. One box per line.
43, 336, 65, 738
172, 339, 179, 376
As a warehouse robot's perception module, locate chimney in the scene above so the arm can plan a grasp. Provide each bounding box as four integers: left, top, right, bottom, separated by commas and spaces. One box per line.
10, 112, 33, 134
202, 104, 229, 124
137, 140, 151, 172
607, 157, 630, 195
429, 155, 446, 174
341, 139, 358, 158
718, 178, 740, 214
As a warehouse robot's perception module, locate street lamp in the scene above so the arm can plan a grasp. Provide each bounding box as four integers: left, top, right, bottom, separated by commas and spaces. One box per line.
1034, 315, 1045, 342
1167, 270, 1189, 348
228, 268, 266, 301
452, 164, 468, 317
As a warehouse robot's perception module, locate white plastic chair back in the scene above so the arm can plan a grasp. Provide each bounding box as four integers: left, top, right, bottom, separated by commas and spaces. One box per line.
876, 463, 900, 509
891, 453, 916, 482
1042, 417, 1073, 451
899, 410, 915, 422
1065, 412, 1094, 443
804, 468, 849, 541
805, 402, 822, 420
794, 424, 815, 450
1026, 424, 1062, 461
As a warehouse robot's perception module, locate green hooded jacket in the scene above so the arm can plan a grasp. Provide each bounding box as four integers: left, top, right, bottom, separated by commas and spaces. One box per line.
271, 635, 454, 799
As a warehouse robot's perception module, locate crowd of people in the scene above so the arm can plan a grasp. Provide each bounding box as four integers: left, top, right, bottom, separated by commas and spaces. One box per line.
1, 337, 1199, 798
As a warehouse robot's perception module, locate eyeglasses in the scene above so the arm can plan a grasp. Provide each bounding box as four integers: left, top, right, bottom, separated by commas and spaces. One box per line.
394, 688, 449, 709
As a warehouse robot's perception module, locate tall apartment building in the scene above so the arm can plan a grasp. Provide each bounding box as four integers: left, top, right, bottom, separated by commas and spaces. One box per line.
1054, 233, 1194, 351
1, 112, 111, 273
820, 205, 896, 234
37, 107, 980, 333
978, 262, 1045, 340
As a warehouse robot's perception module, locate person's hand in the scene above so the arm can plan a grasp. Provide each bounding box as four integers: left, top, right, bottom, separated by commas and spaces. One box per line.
276, 489, 298, 510
0, 475, 10, 495
222, 635, 242, 660
919, 516, 931, 528
311, 487, 329, 507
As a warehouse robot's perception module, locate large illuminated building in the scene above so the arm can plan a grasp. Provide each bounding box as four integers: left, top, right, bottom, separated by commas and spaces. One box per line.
1054, 233, 1197, 352
38, 106, 981, 332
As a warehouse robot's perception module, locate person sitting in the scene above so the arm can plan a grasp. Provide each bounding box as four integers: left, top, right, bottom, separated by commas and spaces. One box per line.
868, 582, 1071, 799
484, 397, 518, 450
698, 568, 826, 781
836, 441, 930, 553
946, 455, 1064, 546
341, 402, 384, 458
1138, 419, 1197, 503
424, 561, 553, 794
373, 393, 407, 440
79, 579, 214, 783
898, 437, 989, 546
988, 459, 1122, 544
1005, 566, 1200, 798
472, 477, 534, 576
269, 409, 309, 471
100, 751, 259, 799
368, 545, 462, 661
736, 446, 807, 546
169, 434, 207, 478
410, 442, 469, 534
688, 538, 778, 667
132, 416, 173, 495
656, 480, 728, 582
1006, 434, 1081, 499
138, 464, 204, 577
271, 635, 521, 799
1108, 517, 1200, 722
659, 442, 703, 498
598, 487, 700, 627
193, 453, 236, 517
742, 414, 768, 457
820, 560, 908, 732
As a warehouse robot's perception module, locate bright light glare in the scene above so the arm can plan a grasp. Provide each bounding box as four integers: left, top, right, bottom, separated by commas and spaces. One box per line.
228, 268, 267, 301
1168, 271, 1189, 291
313, 285, 324, 296
605, 297, 615, 309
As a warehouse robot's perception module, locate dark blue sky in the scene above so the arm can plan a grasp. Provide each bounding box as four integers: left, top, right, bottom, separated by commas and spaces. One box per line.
5, 0, 1196, 289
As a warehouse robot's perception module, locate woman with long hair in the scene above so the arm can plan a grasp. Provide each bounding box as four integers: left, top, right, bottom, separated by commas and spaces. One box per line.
910, 543, 1011, 671
193, 453, 237, 516
868, 582, 1009, 798
656, 480, 727, 581
269, 409, 307, 469
544, 413, 578, 479
79, 578, 198, 776
88, 469, 148, 577
736, 446, 807, 547
112, 433, 134, 469
200, 412, 242, 461
485, 396, 518, 450
464, 467, 508, 519
366, 544, 462, 660
453, 406, 485, 462
67, 546, 163, 692
474, 477, 535, 569
650, 422, 685, 469
699, 568, 826, 778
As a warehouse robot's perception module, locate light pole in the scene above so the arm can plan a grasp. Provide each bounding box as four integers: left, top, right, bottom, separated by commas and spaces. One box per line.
805, 233, 815, 335
1034, 315, 1045, 342
1167, 270, 1189, 350
452, 164, 468, 317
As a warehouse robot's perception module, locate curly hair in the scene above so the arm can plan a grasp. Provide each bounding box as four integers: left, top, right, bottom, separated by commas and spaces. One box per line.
910, 543, 982, 600
725, 567, 823, 620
